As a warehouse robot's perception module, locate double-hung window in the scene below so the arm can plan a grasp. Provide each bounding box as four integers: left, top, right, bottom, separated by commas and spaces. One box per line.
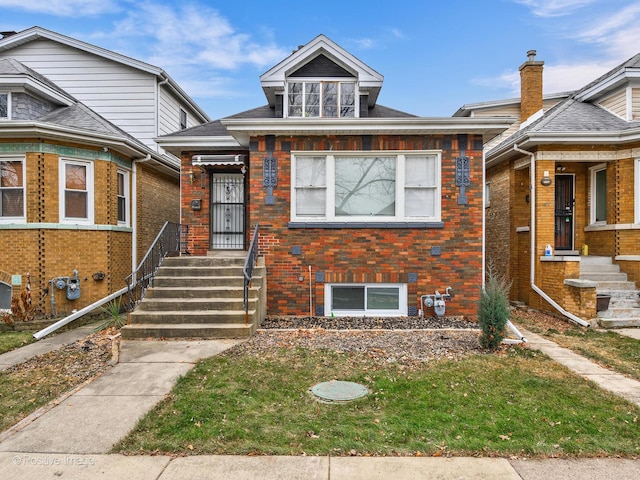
0, 92, 9, 120
287, 81, 356, 118
60, 159, 93, 224
0, 158, 25, 221
590, 164, 607, 224
117, 170, 130, 226
292, 151, 441, 223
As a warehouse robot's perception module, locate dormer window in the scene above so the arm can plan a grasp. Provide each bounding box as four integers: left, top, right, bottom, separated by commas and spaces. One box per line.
0, 93, 9, 119
287, 81, 356, 118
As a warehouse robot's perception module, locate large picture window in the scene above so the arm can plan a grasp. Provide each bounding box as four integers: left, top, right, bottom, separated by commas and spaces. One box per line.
60, 159, 93, 224
325, 283, 407, 316
287, 81, 355, 118
292, 151, 441, 223
0, 158, 24, 220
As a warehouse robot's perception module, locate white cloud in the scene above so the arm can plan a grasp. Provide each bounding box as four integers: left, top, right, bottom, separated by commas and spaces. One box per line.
0, 0, 120, 16
514, 0, 595, 17
353, 37, 376, 49
103, 2, 288, 71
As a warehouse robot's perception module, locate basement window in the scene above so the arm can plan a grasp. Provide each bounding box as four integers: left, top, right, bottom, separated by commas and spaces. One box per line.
325, 283, 407, 316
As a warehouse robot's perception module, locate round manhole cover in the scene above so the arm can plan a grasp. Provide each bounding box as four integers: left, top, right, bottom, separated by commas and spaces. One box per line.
310, 380, 369, 403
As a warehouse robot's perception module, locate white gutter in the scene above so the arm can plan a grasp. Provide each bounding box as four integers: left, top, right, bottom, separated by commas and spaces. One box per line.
33, 286, 128, 339
513, 143, 590, 327
132, 154, 152, 272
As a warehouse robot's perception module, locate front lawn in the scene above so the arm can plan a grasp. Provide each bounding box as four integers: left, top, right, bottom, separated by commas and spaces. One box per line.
0, 330, 35, 355
114, 342, 640, 457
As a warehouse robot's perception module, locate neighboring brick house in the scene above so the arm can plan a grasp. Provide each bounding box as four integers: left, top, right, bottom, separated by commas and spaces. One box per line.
459, 51, 640, 324
158, 35, 511, 320
0, 27, 209, 317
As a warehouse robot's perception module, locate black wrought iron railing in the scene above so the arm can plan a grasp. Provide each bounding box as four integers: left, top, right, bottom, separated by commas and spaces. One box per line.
126, 221, 187, 310
242, 223, 260, 324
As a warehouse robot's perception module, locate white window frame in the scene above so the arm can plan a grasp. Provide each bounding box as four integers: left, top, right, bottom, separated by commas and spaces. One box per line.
291, 150, 441, 223
635, 158, 640, 225
589, 163, 607, 225
0, 92, 9, 120
117, 169, 130, 226
0, 156, 25, 222
285, 79, 358, 118
179, 108, 187, 130
485, 181, 491, 208
59, 158, 94, 225
325, 283, 408, 317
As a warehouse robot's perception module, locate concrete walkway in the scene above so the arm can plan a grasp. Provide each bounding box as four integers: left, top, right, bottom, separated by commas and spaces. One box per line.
521, 328, 640, 407
0, 326, 639, 479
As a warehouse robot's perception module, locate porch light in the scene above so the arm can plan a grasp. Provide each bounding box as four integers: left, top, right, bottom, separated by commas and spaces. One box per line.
556, 164, 566, 172
541, 170, 552, 186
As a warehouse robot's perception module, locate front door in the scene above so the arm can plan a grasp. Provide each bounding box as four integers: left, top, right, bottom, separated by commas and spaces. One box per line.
211, 173, 245, 249
554, 174, 574, 251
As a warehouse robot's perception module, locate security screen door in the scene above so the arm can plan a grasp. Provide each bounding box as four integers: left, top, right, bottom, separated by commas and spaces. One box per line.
211, 173, 245, 249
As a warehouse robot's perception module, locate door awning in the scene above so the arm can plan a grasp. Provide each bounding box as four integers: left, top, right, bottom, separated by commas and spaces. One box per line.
191, 154, 246, 166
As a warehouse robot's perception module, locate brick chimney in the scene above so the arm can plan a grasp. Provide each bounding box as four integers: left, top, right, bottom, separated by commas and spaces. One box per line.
519, 50, 544, 122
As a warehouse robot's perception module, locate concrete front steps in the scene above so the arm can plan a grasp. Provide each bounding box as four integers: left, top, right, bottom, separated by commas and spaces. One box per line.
579, 256, 640, 328
121, 252, 266, 339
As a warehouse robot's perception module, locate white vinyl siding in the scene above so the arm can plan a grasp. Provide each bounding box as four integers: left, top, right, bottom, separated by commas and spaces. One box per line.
4, 39, 158, 149
158, 87, 200, 136
598, 88, 627, 119
632, 88, 640, 121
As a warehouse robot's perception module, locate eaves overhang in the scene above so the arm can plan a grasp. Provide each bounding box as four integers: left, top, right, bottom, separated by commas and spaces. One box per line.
574, 69, 640, 102
0, 121, 179, 175
486, 127, 640, 168
220, 117, 515, 147
155, 135, 242, 156
0, 75, 74, 106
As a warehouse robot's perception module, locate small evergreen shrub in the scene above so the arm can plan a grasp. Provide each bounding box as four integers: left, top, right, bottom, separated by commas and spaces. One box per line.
478, 267, 511, 350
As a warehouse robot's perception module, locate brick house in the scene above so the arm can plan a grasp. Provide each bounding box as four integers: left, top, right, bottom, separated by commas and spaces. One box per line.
0, 27, 209, 317
158, 35, 511, 320
459, 51, 640, 326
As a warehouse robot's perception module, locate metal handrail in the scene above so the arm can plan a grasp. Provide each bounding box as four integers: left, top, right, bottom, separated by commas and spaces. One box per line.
242, 223, 260, 324
126, 221, 187, 310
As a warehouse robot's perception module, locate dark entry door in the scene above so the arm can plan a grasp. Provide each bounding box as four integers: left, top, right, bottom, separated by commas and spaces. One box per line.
554, 174, 574, 251
211, 173, 245, 249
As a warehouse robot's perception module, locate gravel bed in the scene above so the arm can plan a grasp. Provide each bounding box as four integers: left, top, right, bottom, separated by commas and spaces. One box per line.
230, 316, 485, 368
260, 315, 480, 330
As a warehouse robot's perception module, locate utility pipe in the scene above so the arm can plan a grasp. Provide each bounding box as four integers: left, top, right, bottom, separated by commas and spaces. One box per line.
308, 265, 313, 318
33, 286, 128, 340
513, 144, 590, 327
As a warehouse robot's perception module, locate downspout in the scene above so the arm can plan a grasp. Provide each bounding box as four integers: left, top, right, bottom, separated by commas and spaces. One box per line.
513, 143, 590, 327
132, 154, 152, 272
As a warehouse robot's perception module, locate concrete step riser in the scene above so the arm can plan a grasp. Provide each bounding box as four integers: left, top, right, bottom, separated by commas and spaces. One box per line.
164, 257, 246, 267
579, 256, 614, 265
597, 307, 640, 318
580, 265, 620, 274
580, 273, 629, 282
593, 282, 637, 290
159, 267, 245, 277
153, 277, 244, 288
145, 286, 260, 298
598, 318, 640, 328
136, 299, 257, 311
121, 324, 255, 339
129, 311, 257, 325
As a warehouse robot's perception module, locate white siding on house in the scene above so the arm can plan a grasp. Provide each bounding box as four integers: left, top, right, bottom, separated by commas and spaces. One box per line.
632, 88, 640, 121
1, 39, 159, 150
598, 88, 627, 119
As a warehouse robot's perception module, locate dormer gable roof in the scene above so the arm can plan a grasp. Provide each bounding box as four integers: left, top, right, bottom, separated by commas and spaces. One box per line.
0, 57, 75, 106
259, 34, 383, 108
573, 52, 640, 102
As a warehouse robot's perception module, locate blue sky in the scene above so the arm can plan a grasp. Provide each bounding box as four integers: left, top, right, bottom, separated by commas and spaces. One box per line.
1, 0, 639, 120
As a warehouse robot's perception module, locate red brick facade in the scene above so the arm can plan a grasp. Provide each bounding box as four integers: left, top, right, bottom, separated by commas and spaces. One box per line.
181, 133, 485, 320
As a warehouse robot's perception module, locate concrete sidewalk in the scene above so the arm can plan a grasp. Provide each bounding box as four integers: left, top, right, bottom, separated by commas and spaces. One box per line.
0, 338, 242, 453
0, 453, 639, 479
0, 326, 639, 478
521, 328, 640, 407
0, 324, 96, 371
